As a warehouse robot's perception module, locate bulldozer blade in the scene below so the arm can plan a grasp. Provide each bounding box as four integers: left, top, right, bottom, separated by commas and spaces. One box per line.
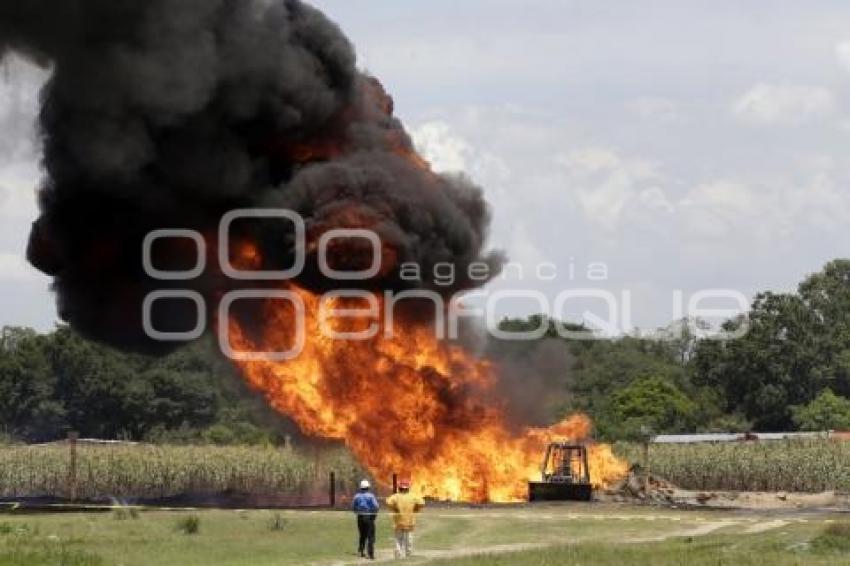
528, 482, 593, 502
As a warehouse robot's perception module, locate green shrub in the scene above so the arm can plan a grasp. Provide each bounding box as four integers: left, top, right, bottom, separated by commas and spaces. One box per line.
269, 512, 287, 532
607, 376, 697, 441
793, 390, 850, 431
176, 514, 200, 535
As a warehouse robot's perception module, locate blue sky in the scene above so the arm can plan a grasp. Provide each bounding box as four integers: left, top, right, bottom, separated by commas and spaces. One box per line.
3, 1, 850, 332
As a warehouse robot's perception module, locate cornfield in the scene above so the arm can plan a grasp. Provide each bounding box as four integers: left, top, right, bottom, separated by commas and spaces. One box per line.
9, 439, 848, 500
0, 442, 365, 500
617, 439, 850, 492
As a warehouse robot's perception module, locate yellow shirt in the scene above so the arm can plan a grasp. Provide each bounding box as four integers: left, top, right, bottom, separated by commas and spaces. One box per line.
385, 491, 424, 531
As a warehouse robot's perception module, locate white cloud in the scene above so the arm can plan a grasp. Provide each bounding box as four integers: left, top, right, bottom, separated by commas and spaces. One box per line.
0, 252, 40, 281
627, 97, 682, 123
411, 121, 472, 173
679, 174, 850, 245
559, 147, 623, 173
555, 147, 665, 232
678, 180, 756, 239
410, 117, 514, 221
0, 55, 45, 223
639, 186, 675, 213
0, 55, 47, 163
0, 163, 40, 220
506, 221, 548, 269
681, 180, 756, 213
837, 40, 850, 72
732, 83, 835, 125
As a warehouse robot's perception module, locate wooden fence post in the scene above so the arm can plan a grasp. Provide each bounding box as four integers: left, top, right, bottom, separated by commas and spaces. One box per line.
640, 425, 652, 494
329, 471, 336, 507
67, 431, 79, 501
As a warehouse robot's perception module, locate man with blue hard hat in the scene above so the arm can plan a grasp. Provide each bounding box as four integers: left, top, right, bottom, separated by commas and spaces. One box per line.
351, 478, 379, 559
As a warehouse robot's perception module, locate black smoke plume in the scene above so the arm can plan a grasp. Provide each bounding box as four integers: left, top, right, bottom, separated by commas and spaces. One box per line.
0, 0, 503, 352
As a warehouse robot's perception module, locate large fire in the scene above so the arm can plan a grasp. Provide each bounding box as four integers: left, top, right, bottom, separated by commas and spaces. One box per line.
227, 287, 627, 502
221, 76, 628, 503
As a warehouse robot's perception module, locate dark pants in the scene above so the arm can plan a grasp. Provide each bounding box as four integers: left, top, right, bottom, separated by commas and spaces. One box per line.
356, 514, 376, 558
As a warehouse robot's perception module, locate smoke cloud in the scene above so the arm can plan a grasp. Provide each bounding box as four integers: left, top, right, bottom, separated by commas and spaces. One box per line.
0, 0, 503, 351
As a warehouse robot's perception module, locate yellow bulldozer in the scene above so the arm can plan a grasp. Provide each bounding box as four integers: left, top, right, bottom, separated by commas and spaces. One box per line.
528, 442, 592, 501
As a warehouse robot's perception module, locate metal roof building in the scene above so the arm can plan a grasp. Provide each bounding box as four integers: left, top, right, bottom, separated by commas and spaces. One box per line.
652, 431, 830, 444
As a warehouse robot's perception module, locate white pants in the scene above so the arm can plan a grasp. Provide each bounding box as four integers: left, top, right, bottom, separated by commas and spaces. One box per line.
394, 530, 413, 558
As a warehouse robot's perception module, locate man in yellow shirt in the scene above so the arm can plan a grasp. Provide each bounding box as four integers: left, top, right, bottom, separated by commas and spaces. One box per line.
385, 479, 424, 559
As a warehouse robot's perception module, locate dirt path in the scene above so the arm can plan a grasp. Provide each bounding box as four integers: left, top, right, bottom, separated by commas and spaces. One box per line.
629, 516, 798, 543
627, 519, 736, 543
327, 542, 548, 565
743, 519, 791, 534
324, 515, 798, 565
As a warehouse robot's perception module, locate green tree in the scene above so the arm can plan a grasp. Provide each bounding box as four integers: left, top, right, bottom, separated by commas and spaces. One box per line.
792, 389, 850, 431
565, 335, 691, 421
0, 327, 66, 440
492, 315, 712, 438
605, 376, 697, 439
0, 325, 293, 443
692, 260, 850, 430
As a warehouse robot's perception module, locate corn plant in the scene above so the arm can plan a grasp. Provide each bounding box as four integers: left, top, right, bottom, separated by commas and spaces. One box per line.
0, 443, 364, 499
616, 439, 850, 492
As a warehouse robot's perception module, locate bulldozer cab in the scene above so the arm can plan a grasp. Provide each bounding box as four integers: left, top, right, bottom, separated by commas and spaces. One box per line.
528, 442, 593, 501
541, 443, 590, 484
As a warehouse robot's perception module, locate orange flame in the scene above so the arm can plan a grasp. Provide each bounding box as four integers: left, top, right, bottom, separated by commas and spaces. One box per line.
224, 75, 627, 502
227, 286, 627, 502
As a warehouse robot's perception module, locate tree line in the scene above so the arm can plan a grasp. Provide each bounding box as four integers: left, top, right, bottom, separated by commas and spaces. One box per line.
495, 259, 850, 439
3, 259, 850, 443
0, 326, 292, 443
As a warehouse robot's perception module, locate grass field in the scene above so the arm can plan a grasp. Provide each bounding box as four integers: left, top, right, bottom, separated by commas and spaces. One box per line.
0, 504, 848, 565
